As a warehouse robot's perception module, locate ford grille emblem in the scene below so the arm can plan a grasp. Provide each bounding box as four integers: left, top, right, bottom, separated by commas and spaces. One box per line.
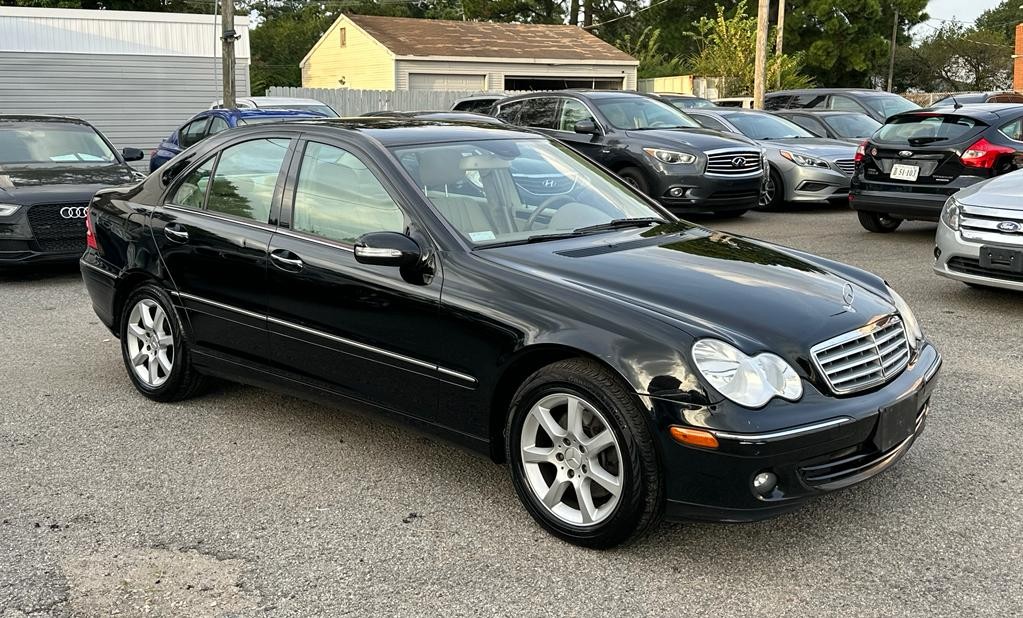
898, 150, 913, 157
59, 206, 89, 219
997, 221, 1022, 233
731, 157, 747, 168
842, 283, 855, 308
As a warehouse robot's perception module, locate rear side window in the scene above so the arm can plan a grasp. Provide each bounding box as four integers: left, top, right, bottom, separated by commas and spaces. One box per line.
169, 157, 215, 208
518, 98, 558, 129
763, 95, 790, 110
179, 118, 209, 148
454, 99, 496, 113
827, 95, 863, 112
495, 101, 522, 124
875, 114, 984, 145
206, 138, 291, 223
790, 94, 827, 109
208, 116, 230, 136
785, 114, 826, 136
1000, 119, 1023, 141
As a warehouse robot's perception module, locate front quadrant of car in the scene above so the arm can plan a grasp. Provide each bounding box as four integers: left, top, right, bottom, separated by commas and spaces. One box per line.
80, 119, 941, 548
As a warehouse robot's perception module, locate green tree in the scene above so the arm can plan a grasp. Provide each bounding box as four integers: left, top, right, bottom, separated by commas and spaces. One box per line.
975, 0, 1023, 43
615, 27, 684, 78
689, 1, 812, 96
896, 22, 1012, 92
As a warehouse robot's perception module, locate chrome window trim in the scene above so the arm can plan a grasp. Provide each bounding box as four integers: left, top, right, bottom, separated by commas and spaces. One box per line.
172, 290, 266, 321
164, 204, 276, 232
272, 228, 356, 253
711, 417, 854, 443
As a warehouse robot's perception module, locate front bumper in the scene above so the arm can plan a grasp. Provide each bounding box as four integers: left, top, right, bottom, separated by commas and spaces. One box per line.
934, 221, 1023, 291
0, 205, 87, 265
651, 171, 763, 214
646, 343, 941, 522
783, 166, 851, 203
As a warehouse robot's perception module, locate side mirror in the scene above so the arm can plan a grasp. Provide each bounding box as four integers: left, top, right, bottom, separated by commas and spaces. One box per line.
574, 119, 599, 135
353, 231, 421, 267
122, 147, 145, 162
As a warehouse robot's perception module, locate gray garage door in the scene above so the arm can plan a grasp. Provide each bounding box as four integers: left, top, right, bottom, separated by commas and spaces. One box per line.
409, 73, 486, 91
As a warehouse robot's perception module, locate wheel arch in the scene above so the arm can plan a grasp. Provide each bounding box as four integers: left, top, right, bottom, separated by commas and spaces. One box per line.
111, 270, 166, 334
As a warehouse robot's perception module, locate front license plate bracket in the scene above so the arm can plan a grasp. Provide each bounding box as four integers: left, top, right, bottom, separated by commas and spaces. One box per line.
873, 397, 918, 452
979, 246, 1023, 273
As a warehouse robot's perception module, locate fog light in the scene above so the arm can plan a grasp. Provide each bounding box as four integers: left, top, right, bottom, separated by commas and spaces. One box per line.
667, 187, 686, 198
752, 471, 777, 495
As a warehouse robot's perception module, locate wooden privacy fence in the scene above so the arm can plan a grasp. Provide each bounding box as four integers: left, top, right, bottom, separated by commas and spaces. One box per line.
266, 86, 511, 116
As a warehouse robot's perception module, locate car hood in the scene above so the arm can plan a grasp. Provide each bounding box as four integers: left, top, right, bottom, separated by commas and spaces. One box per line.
0, 164, 141, 204
760, 138, 858, 159
953, 169, 1023, 211
480, 224, 896, 369
624, 128, 758, 150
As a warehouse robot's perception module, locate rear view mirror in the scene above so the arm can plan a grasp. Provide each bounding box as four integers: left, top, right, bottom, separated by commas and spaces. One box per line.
354, 231, 421, 267
122, 147, 145, 162
574, 119, 599, 135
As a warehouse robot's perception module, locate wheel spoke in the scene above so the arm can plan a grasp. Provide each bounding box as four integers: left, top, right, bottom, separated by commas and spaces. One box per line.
130, 351, 147, 367
583, 429, 614, 454
577, 479, 598, 524
531, 405, 566, 440
127, 324, 147, 340
153, 310, 167, 336
541, 477, 570, 508
588, 462, 622, 496
148, 356, 160, 384
565, 396, 585, 440
522, 445, 554, 464
140, 303, 155, 329
156, 350, 173, 373
157, 334, 173, 348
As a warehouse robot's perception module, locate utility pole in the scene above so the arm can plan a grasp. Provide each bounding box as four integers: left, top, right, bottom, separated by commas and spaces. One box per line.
583, 0, 593, 28
220, 0, 236, 108
753, 0, 770, 109
887, 8, 899, 92
775, 0, 785, 89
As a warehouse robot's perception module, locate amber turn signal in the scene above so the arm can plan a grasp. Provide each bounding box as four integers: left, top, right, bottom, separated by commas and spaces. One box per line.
669, 426, 719, 449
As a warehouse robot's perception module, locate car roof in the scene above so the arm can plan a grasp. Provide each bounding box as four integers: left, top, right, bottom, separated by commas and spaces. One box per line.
503, 89, 653, 101
232, 108, 326, 118
688, 108, 763, 116
270, 117, 542, 146
655, 93, 705, 98
0, 114, 91, 125
895, 103, 1023, 121
774, 109, 865, 116
768, 88, 898, 96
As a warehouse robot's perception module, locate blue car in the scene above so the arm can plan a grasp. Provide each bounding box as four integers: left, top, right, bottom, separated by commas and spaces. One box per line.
149, 108, 324, 172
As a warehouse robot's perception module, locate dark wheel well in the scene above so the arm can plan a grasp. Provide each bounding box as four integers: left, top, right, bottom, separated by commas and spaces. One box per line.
112, 271, 160, 334
488, 345, 638, 463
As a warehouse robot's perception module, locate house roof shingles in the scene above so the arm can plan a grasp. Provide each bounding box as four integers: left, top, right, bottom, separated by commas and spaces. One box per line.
346, 14, 636, 63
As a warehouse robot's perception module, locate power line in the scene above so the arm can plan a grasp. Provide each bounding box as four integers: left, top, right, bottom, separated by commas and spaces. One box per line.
582, 0, 674, 30
915, 21, 1013, 49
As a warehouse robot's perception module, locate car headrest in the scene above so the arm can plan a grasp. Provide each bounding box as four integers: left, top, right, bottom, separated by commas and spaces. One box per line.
416, 149, 466, 188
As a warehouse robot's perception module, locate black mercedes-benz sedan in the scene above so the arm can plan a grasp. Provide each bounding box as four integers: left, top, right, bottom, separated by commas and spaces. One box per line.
0, 115, 145, 265
81, 119, 941, 548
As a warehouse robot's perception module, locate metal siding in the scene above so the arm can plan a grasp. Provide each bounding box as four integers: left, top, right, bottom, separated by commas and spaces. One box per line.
394, 59, 636, 90
0, 52, 250, 169
267, 86, 508, 116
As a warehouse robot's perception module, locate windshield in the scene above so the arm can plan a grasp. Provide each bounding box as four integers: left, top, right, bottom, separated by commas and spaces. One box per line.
875, 113, 984, 145
823, 114, 881, 138
666, 97, 717, 109
861, 95, 918, 119
391, 139, 669, 247
724, 113, 815, 139
592, 97, 702, 130
262, 104, 337, 117
0, 122, 117, 166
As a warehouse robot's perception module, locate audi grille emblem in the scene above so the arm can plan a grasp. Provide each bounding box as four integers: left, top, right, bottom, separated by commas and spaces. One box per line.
731, 157, 747, 168
997, 221, 1022, 233
898, 150, 914, 157
542, 179, 557, 188
60, 206, 89, 219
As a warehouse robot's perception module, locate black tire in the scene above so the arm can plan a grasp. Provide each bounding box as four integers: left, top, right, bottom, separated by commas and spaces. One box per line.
759, 168, 784, 210
505, 358, 663, 548
857, 210, 902, 233
617, 166, 650, 195
119, 283, 206, 402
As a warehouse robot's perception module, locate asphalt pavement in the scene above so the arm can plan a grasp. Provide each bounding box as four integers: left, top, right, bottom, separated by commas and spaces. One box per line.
2, 203, 1022, 616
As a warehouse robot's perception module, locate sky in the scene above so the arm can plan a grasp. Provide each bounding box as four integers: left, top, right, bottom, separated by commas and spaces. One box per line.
924, 0, 1003, 25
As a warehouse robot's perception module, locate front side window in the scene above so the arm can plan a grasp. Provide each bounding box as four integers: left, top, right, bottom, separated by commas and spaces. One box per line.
495, 101, 523, 124
169, 157, 215, 208
861, 95, 918, 119
518, 98, 558, 129
827, 95, 863, 112
179, 118, 209, 148
206, 138, 290, 223
591, 97, 701, 130
724, 113, 814, 139
823, 114, 881, 139
391, 138, 670, 247
0, 121, 117, 166
785, 115, 827, 136
691, 114, 730, 132
558, 99, 596, 131
292, 142, 404, 243
208, 116, 230, 136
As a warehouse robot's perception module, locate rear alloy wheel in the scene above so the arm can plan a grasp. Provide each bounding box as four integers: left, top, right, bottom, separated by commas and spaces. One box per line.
119, 284, 206, 402
857, 210, 902, 233
506, 359, 663, 548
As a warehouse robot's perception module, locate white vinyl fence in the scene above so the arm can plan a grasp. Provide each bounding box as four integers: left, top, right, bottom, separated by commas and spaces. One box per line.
266, 86, 510, 116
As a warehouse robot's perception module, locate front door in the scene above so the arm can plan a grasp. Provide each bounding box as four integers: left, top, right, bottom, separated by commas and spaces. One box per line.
151, 136, 294, 364
264, 139, 443, 420
548, 97, 607, 163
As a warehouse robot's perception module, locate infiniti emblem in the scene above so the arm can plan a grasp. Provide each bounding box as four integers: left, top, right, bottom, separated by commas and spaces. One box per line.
997, 221, 1022, 233
842, 283, 855, 308
731, 156, 747, 168
898, 150, 913, 157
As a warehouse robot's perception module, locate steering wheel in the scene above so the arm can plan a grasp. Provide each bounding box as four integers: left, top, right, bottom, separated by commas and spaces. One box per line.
526, 195, 576, 230
648, 120, 674, 128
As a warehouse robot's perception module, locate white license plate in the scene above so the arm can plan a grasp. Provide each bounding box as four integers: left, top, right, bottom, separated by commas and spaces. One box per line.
890, 163, 920, 181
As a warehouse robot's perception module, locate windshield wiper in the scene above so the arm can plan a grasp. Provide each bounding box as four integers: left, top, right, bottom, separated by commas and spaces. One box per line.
572, 218, 666, 234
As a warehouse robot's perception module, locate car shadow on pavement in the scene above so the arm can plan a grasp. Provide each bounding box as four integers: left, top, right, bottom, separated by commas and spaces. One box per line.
0, 262, 81, 283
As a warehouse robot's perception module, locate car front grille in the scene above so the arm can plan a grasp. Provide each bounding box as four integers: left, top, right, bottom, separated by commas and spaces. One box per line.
26, 203, 89, 253
811, 316, 910, 395
705, 150, 762, 176
959, 207, 1023, 243
947, 256, 1023, 282
835, 159, 856, 175
513, 173, 576, 196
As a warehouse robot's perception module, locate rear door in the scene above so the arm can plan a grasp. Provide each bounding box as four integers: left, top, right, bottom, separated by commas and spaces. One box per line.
151, 134, 295, 364
784, 113, 828, 138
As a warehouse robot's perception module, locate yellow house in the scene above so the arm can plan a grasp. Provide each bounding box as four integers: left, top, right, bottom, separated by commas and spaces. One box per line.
300, 14, 638, 91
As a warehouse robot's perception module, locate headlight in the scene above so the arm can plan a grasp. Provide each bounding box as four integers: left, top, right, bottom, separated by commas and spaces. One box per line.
691, 339, 803, 408
940, 196, 961, 231
643, 148, 697, 165
886, 286, 923, 349
0, 204, 21, 217
779, 150, 830, 168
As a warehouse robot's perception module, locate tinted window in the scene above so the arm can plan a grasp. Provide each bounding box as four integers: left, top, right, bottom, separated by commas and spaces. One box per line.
518, 98, 559, 129
208, 116, 230, 136
790, 94, 827, 109
828, 95, 864, 112
875, 114, 983, 145
823, 114, 881, 138
724, 113, 814, 139
206, 138, 290, 223
454, 99, 497, 113
763, 95, 790, 110
169, 157, 215, 208
861, 95, 918, 119
666, 96, 717, 109
1000, 119, 1023, 141
592, 96, 701, 129
179, 118, 209, 148
0, 121, 117, 165
558, 99, 596, 131
691, 114, 730, 132
784, 114, 826, 136
495, 101, 523, 123
261, 104, 337, 117
292, 142, 403, 243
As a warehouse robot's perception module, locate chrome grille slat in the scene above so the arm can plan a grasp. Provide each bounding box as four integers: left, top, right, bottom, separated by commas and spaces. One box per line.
835, 159, 855, 175
811, 316, 910, 395
705, 150, 762, 176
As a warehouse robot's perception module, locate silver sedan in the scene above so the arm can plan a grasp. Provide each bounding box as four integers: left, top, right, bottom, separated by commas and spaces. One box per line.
685, 109, 858, 209
934, 169, 1023, 292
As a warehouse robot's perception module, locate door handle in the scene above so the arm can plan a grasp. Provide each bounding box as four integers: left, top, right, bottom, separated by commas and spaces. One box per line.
164, 224, 189, 243
270, 249, 304, 272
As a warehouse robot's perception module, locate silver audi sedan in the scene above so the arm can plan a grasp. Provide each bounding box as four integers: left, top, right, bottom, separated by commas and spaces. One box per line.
686, 108, 858, 209
934, 169, 1023, 292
